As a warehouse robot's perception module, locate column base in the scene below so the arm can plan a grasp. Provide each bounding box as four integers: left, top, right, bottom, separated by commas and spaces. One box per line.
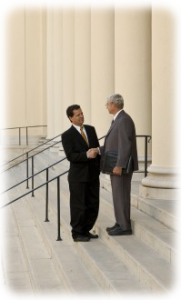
140, 165, 181, 200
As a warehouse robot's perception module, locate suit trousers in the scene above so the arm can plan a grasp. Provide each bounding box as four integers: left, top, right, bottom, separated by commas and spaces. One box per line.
110, 172, 133, 231
68, 178, 99, 238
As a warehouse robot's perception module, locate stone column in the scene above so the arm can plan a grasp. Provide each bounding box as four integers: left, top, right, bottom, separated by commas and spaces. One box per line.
5, 9, 47, 143
62, 9, 74, 132
0, 6, 5, 128
91, 9, 114, 138
5, 10, 26, 128
141, 9, 180, 200
46, 9, 63, 139
74, 9, 91, 124
115, 8, 152, 166
53, 10, 63, 137
25, 9, 46, 140
46, 9, 55, 139
40, 9, 47, 137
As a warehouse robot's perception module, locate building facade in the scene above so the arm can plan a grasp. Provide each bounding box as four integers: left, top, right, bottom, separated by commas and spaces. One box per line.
4, 5, 180, 200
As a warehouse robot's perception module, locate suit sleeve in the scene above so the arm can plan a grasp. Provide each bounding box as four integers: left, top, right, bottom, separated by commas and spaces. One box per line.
99, 146, 104, 155
62, 132, 89, 163
117, 118, 133, 168
93, 127, 100, 148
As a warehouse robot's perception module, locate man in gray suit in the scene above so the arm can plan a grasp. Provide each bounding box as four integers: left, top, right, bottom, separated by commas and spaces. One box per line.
99, 93, 138, 235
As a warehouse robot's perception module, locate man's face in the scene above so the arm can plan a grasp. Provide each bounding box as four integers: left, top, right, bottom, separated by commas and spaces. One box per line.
106, 101, 115, 114
69, 108, 84, 126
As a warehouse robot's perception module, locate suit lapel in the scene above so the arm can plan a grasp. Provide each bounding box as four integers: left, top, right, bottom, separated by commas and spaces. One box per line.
105, 110, 125, 139
71, 125, 89, 148
84, 125, 93, 147
106, 120, 116, 137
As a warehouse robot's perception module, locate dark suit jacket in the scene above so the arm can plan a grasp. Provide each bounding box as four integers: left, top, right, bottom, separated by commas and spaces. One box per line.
100, 110, 138, 172
62, 125, 100, 182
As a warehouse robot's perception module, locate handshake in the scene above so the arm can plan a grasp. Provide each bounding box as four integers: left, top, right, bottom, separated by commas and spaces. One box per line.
87, 148, 99, 159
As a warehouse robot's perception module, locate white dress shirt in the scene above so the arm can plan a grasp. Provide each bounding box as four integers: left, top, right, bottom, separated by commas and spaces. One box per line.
113, 109, 123, 121
72, 124, 89, 144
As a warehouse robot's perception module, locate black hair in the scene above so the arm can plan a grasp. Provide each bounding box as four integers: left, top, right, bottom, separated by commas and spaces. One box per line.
66, 104, 81, 121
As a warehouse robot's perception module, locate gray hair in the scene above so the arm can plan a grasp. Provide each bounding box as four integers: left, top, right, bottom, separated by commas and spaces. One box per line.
107, 93, 124, 109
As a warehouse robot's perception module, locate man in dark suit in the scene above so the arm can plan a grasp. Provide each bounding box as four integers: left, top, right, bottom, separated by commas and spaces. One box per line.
62, 105, 100, 242
100, 94, 138, 236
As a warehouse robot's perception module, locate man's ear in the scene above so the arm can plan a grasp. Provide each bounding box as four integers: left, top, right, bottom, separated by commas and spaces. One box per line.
69, 117, 73, 123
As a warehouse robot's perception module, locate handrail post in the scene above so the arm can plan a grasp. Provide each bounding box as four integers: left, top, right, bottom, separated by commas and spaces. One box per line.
19, 127, 21, 146
44, 168, 49, 222
56, 176, 62, 241
145, 136, 148, 177
26, 127, 28, 146
32, 156, 35, 197
26, 153, 29, 189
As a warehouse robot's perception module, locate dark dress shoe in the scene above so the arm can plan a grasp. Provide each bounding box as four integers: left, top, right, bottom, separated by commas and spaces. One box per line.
108, 226, 132, 236
106, 223, 119, 232
86, 232, 99, 239
73, 235, 90, 242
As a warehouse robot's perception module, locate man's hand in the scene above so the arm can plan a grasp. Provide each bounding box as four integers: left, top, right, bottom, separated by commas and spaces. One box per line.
87, 148, 99, 159
113, 166, 122, 176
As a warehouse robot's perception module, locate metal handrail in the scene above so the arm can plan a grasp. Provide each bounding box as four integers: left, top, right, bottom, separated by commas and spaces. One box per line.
1, 156, 67, 194
1, 134, 151, 241
1, 135, 106, 192
0, 125, 47, 146
0, 133, 106, 174
1, 134, 152, 194
1, 131, 151, 176
0, 134, 62, 171
1, 133, 152, 193
1, 139, 62, 174
1, 170, 69, 241
135, 135, 151, 177
100, 134, 151, 177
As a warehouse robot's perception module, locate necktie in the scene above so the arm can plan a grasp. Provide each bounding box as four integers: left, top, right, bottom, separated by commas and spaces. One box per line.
80, 126, 88, 145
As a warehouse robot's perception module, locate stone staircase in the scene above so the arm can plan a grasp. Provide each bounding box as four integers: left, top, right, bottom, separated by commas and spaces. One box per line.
0, 135, 49, 171
0, 148, 179, 295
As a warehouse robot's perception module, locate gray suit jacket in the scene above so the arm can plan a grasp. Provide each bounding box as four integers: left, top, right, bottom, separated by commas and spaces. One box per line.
100, 110, 138, 172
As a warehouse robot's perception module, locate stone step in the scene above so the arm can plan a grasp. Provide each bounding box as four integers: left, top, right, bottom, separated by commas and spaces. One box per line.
2, 168, 103, 294
0, 245, 7, 300
1, 205, 34, 294
96, 221, 175, 292
25, 196, 102, 294
26, 158, 181, 300
33, 155, 178, 265
12, 168, 149, 294
2, 154, 177, 293
0, 135, 47, 163
57, 183, 175, 292
9, 201, 69, 300
131, 193, 178, 232
99, 188, 178, 265
52, 170, 181, 299
1, 171, 69, 300
45, 192, 156, 300
25, 151, 68, 191
29, 150, 65, 177
0, 257, 4, 291
27, 185, 148, 294
0, 149, 30, 171
72, 236, 148, 294
38, 160, 178, 266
